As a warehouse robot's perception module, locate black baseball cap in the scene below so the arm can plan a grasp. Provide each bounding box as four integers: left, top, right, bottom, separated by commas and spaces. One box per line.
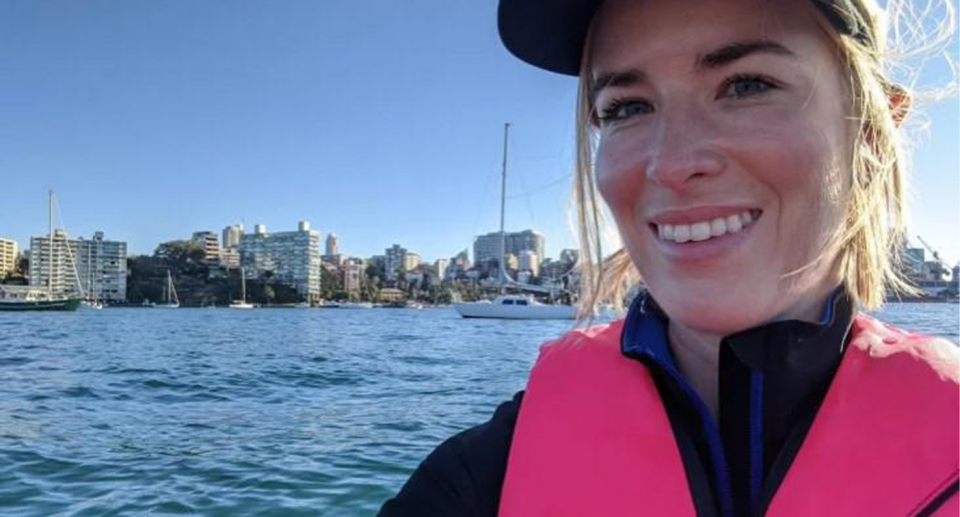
498, 0, 868, 76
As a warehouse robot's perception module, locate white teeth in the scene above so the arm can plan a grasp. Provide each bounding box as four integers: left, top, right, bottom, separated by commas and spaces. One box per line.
656, 210, 757, 243
710, 218, 727, 237
662, 224, 674, 240
725, 214, 742, 233
690, 222, 711, 241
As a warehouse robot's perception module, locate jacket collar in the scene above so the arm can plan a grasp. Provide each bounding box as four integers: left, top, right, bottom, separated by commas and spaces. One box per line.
621, 288, 852, 372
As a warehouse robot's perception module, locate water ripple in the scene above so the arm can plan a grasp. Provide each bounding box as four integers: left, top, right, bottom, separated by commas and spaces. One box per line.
0, 304, 953, 515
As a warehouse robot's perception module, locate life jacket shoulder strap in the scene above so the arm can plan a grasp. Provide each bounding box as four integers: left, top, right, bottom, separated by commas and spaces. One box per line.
499, 320, 697, 517
768, 314, 959, 516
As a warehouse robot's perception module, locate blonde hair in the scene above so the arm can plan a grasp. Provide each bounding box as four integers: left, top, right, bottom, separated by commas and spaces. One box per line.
571, 0, 957, 319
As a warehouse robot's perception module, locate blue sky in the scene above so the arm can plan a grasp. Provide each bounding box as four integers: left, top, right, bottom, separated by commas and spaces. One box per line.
1, 0, 957, 265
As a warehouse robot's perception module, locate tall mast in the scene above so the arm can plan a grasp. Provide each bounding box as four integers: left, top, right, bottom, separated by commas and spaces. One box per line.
499, 123, 509, 294
241, 266, 247, 302
48, 190, 53, 298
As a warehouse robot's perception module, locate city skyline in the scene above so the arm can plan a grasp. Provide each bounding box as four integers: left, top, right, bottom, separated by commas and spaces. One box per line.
1, 0, 957, 264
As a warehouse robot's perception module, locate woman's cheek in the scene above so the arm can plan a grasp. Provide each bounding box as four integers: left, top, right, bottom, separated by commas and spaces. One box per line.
596, 136, 649, 213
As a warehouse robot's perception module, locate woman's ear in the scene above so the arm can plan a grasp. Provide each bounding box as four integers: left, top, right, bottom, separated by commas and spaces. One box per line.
887, 83, 911, 127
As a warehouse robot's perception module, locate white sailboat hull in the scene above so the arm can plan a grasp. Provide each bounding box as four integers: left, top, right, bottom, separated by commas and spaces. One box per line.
453, 300, 576, 320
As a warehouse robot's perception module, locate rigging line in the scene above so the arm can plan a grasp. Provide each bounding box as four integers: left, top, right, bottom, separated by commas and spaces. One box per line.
468, 145, 500, 248
505, 172, 573, 199
54, 194, 85, 297
509, 132, 538, 230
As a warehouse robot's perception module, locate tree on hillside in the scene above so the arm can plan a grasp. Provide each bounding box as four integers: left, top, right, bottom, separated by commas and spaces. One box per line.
154, 240, 206, 276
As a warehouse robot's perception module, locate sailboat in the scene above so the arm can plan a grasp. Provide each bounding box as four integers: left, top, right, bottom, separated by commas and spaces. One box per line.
80, 243, 104, 310
0, 191, 83, 312
452, 124, 578, 320
229, 267, 255, 309
155, 270, 180, 309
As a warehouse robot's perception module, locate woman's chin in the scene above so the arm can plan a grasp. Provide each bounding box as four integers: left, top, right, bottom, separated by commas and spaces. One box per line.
653, 294, 773, 337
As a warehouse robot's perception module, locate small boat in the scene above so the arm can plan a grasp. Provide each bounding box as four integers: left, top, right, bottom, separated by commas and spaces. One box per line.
0, 191, 82, 312
0, 286, 83, 311
453, 294, 577, 320
154, 271, 180, 309
229, 267, 256, 309
453, 124, 577, 320
81, 300, 104, 310
339, 301, 373, 309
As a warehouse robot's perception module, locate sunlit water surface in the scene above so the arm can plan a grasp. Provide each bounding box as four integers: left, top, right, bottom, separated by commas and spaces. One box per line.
0, 303, 956, 516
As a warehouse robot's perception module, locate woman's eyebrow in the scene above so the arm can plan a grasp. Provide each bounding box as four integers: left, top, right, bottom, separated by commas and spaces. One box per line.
698, 39, 796, 69
589, 40, 795, 104
589, 69, 646, 105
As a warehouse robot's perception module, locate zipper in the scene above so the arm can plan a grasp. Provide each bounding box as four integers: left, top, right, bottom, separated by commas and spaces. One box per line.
749, 371, 764, 516
646, 355, 736, 517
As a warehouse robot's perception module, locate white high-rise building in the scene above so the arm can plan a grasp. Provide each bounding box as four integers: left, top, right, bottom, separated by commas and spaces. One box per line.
28, 231, 127, 301
474, 229, 545, 266
222, 224, 244, 249
220, 224, 244, 269
326, 233, 339, 256
0, 238, 19, 276
519, 250, 540, 277
435, 258, 448, 281
239, 221, 322, 302
403, 252, 421, 271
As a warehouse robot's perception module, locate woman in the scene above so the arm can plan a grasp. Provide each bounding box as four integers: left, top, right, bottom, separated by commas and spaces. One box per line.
381, 0, 959, 515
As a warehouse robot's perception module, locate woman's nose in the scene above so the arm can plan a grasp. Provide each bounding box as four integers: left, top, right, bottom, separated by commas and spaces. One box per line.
644, 115, 725, 190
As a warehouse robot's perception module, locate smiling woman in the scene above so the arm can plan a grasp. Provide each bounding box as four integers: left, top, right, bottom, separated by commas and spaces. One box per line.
379, 0, 959, 516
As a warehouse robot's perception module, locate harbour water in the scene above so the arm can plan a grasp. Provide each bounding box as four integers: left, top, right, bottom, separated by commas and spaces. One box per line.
1, 303, 957, 516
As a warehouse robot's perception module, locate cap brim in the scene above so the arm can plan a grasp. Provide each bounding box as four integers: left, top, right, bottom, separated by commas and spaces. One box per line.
498, 0, 862, 77
498, 0, 602, 76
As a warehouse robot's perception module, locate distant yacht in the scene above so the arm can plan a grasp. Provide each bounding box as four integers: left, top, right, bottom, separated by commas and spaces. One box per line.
454, 293, 576, 320
0, 191, 82, 312
452, 124, 578, 320
229, 267, 255, 309
154, 270, 180, 309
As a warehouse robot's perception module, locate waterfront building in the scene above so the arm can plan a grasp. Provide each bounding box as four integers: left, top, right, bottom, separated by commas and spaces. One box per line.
403, 252, 421, 271
222, 224, 244, 249
191, 231, 221, 267
385, 244, 420, 280
220, 224, 244, 269
473, 229, 545, 267
342, 260, 363, 297
378, 287, 405, 302
239, 221, 322, 302
560, 248, 579, 266
505, 253, 519, 271
326, 233, 339, 256
0, 238, 19, 276
322, 254, 344, 266
903, 247, 925, 277
451, 249, 471, 270
29, 231, 127, 301
519, 250, 540, 277
435, 258, 448, 281
220, 247, 241, 269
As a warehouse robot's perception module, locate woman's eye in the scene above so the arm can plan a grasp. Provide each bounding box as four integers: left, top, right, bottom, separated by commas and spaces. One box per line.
598, 99, 653, 125
722, 75, 776, 99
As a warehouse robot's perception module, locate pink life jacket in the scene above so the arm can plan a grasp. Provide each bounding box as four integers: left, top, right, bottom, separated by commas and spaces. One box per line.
499, 314, 959, 516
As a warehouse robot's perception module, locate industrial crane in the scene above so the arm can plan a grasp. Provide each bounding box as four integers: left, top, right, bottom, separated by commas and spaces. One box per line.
916, 236, 955, 281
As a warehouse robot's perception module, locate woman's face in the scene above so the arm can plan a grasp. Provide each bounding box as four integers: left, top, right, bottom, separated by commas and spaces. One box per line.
590, 0, 852, 333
